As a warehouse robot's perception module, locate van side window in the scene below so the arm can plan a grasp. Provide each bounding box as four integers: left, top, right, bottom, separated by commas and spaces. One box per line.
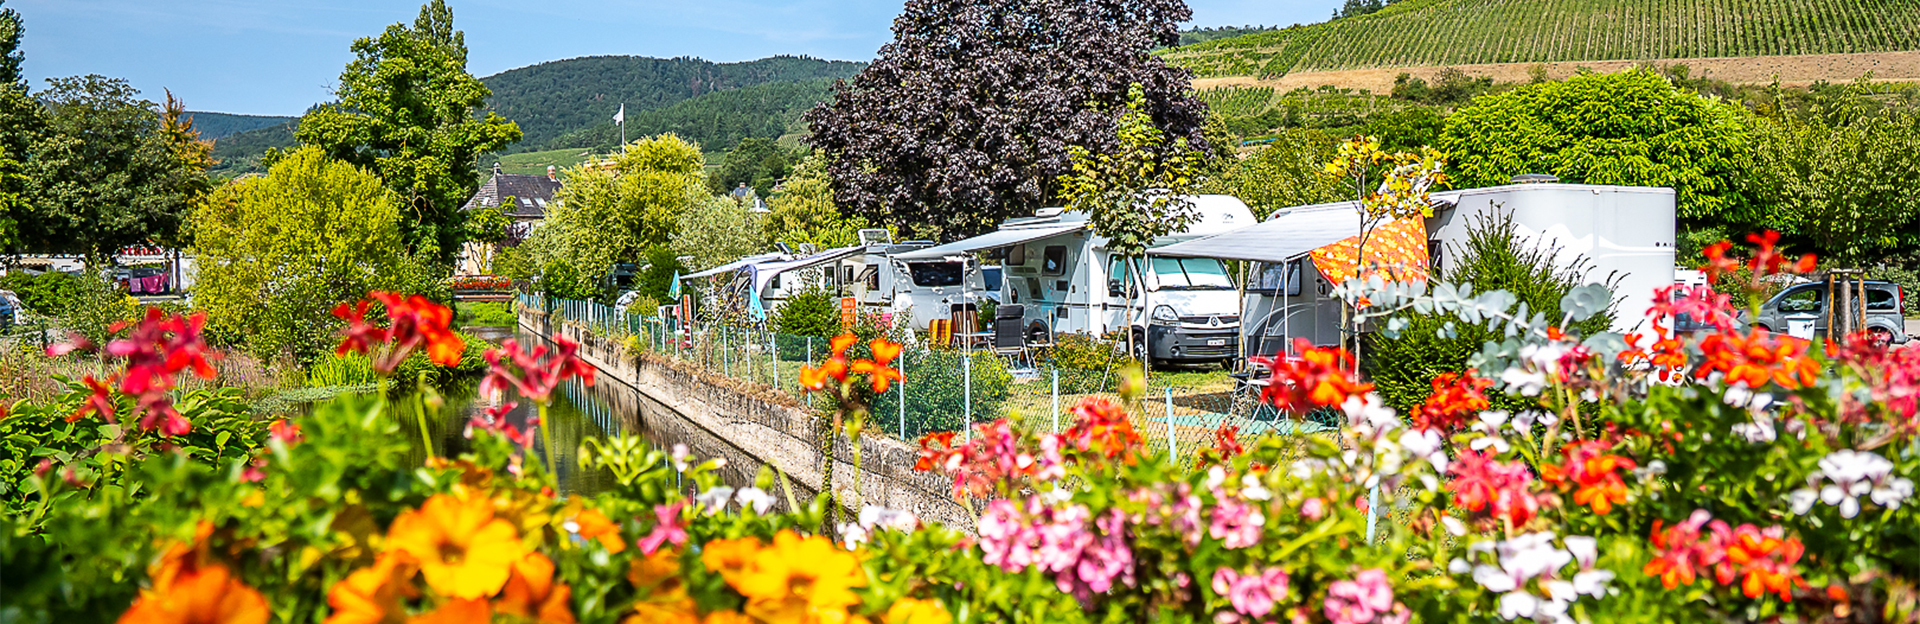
1042, 245, 1068, 276
1009, 244, 1027, 265
1868, 288, 1897, 311
1777, 287, 1821, 313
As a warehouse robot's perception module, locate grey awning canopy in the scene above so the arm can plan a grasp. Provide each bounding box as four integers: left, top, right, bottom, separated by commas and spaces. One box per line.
682, 252, 788, 279
890, 223, 1087, 259
1149, 205, 1364, 264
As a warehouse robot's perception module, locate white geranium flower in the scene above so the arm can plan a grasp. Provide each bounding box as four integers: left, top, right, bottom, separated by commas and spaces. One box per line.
670, 443, 691, 472
1240, 473, 1272, 501
1501, 367, 1548, 397
694, 486, 736, 515
1399, 428, 1449, 474
734, 487, 775, 515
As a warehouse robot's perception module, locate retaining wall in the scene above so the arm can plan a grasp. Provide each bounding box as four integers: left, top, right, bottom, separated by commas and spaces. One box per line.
518, 306, 974, 531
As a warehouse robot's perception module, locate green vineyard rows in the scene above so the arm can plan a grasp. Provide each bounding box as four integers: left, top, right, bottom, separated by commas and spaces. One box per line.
1160, 0, 1920, 78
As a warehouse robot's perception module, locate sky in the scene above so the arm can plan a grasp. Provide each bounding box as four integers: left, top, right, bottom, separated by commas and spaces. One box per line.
12, 0, 1342, 116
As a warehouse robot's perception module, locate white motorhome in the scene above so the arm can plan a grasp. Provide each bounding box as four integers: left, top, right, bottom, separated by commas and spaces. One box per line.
894, 195, 1256, 365
1152, 182, 1677, 359
689, 229, 990, 332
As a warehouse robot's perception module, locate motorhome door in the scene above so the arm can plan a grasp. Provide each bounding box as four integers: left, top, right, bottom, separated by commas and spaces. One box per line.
1103, 254, 1136, 335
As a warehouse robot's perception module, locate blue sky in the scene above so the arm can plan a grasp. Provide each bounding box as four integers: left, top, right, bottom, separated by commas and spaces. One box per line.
12, 0, 1340, 116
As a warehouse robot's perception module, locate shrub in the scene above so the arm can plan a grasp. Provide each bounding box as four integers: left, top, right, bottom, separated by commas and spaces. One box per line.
1366, 212, 1615, 416
870, 347, 1011, 437
0, 271, 81, 316
772, 287, 838, 340
454, 301, 517, 328
1041, 331, 1138, 393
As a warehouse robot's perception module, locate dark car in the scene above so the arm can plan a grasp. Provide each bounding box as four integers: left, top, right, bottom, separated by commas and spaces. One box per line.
1739, 280, 1908, 344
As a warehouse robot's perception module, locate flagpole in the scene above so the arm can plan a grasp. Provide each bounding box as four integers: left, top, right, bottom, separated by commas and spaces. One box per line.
618, 102, 626, 148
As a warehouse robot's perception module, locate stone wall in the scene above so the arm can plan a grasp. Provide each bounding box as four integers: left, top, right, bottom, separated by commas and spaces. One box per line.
518, 306, 974, 531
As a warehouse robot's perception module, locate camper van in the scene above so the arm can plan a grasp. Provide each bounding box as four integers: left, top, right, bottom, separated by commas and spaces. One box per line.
690, 230, 990, 332
894, 195, 1256, 365
1153, 182, 1677, 359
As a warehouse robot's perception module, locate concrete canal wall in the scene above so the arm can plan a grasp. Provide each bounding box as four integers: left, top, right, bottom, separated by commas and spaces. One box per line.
518, 306, 975, 531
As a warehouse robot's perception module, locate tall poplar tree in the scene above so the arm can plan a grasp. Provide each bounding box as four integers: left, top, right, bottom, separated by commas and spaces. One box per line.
296, 0, 521, 265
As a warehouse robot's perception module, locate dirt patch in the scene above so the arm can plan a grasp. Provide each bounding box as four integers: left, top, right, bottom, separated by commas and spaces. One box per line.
1192, 51, 1920, 93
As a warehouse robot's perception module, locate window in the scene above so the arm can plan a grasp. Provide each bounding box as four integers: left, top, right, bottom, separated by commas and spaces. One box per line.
1868, 288, 1898, 311
1776, 287, 1821, 313
1042, 245, 1068, 276
1251, 260, 1303, 296
1107, 256, 1131, 297
1009, 244, 1027, 265
907, 261, 964, 286
1148, 257, 1234, 290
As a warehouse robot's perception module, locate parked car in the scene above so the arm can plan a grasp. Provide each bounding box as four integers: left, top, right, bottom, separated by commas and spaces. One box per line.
1740, 280, 1907, 344
0, 290, 24, 326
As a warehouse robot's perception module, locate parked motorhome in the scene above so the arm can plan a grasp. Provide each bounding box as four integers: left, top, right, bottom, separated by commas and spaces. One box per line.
1152, 182, 1677, 359
686, 229, 991, 332
893, 195, 1256, 365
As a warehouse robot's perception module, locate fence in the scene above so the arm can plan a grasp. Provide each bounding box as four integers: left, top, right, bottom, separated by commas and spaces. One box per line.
519, 293, 1341, 462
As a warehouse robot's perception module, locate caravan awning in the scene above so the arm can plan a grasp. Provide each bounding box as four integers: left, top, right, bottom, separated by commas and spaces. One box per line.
682, 253, 787, 279
752, 245, 867, 293
891, 223, 1087, 259
1149, 205, 1364, 263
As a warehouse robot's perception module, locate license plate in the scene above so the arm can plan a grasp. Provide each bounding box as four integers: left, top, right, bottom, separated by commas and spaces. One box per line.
1206, 339, 1226, 346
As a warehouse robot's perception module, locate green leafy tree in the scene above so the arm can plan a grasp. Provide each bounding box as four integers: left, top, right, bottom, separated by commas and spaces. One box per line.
633, 245, 685, 302
16, 75, 211, 254
806, 0, 1210, 239
764, 153, 870, 249
294, 0, 522, 265
1438, 69, 1753, 245
462, 201, 512, 272
1203, 128, 1343, 217
0, 0, 20, 87
1747, 93, 1920, 267
188, 147, 437, 358
708, 137, 800, 197
530, 134, 704, 284
674, 195, 764, 272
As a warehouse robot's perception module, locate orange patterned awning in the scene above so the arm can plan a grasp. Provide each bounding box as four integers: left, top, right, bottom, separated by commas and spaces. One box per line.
1308, 217, 1430, 285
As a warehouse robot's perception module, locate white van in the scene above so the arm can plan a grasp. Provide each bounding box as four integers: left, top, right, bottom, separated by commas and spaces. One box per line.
894, 195, 1255, 365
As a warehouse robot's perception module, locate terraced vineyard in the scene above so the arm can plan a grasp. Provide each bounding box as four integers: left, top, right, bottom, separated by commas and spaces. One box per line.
1193, 86, 1276, 117
1163, 0, 1920, 78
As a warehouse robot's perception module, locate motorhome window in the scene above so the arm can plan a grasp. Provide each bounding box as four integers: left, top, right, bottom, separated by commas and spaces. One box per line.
1251, 260, 1302, 296
1042, 246, 1068, 276
770, 275, 781, 290
907, 261, 965, 286
1148, 258, 1233, 290
863, 268, 879, 290
1009, 244, 1027, 265
844, 266, 855, 284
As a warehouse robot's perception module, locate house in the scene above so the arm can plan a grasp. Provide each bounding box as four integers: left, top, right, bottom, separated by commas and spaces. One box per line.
457, 164, 564, 275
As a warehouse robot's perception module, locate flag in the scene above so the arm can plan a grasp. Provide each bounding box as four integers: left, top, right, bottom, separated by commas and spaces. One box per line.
667, 269, 681, 299
1308, 217, 1430, 285
613, 103, 625, 125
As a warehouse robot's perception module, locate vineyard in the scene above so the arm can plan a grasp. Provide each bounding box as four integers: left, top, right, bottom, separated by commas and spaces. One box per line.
1162, 0, 1920, 78
1196, 85, 1427, 135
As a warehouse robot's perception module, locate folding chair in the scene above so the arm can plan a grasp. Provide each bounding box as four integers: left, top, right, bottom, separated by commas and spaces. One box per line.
992, 304, 1035, 373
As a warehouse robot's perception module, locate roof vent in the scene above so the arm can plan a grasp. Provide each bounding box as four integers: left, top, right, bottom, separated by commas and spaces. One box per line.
1511, 173, 1559, 184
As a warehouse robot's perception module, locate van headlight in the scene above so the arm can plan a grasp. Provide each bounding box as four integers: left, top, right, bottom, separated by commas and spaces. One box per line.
1151, 305, 1180, 323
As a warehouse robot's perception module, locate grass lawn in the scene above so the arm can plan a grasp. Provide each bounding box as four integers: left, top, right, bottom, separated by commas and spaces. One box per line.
497, 148, 594, 175
456, 301, 518, 328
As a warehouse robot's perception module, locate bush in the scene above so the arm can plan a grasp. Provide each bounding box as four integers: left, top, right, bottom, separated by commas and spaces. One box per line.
455, 301, 517, 328
540, 260, 600, 301
57, 266, 141, 347
772, 287, 838, 340
0, 271, 81, 316
1366, 212, 1615, 416
871, 347, 1011, 437
1040, 332, 1137, 393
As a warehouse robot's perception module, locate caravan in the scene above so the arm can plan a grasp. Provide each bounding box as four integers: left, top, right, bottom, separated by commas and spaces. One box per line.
893, 195, 1255, 365
1152, 181, 1677, 359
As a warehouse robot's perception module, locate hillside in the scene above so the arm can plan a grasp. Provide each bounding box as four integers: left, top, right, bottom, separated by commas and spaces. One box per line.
480, 54, 863, 150
1162, 0, 1920, 79
543, 79, 834, 153
184, 111, 296, 140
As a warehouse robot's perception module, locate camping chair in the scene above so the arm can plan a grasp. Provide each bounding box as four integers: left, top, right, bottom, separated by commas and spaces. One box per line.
992, 304, 1035, 373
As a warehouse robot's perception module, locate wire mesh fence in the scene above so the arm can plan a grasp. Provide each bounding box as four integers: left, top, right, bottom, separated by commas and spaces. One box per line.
521, 293, 1342, 462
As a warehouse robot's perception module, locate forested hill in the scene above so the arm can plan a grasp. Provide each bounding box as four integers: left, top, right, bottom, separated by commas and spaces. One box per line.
1162, 0, 1920, 78
183, 112, 295, 140
543, 79, 834, 153
480, 54, 865, 150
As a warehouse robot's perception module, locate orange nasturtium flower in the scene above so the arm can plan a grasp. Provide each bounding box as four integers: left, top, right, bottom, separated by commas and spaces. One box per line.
118, 564, 270, 624
1540, 441, 1637, 515
386, 494, 525, 600
496, 552, 576, 623
564, 505, 626, 554
626, 548, 699, 624
851, 338, 904, 393
702, 531, 866, 624
322, 552, 419, 624
408, 598, 490, 624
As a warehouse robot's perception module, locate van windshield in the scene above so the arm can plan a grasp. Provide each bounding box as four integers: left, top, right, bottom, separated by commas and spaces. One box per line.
1148, 258, 1233, 291
907, 261, 966, 287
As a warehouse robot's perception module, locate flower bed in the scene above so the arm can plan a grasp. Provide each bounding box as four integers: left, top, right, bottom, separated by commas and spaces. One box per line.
3, 234, 1916, 623
451, 275, 515, 293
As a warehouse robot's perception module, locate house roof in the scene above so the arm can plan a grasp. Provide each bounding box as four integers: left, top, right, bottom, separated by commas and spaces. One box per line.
462, 170, 562, 218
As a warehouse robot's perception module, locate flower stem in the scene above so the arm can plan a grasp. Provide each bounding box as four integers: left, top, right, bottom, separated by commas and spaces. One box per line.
540, 402, 558, 479
415, 372, 435, 458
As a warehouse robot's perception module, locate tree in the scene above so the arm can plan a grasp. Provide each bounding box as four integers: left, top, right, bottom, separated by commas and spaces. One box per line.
295, 0, 521, 265
709, 137, 800, 197
529, 134, 704, 284
1746, 89, 1920, 267
1057, 85, 1206, 363
674, 195, 764, 272
1202, 128, 1344, 217
1438, 70, 1753, 245
188, 147, 437, 358
806, 0, 1209, 240
0, 0, 22, 87
764, 153, 871, 250
16, 76, 211, 255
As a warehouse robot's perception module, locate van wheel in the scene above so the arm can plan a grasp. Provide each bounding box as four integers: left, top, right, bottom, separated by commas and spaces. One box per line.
1869, 327, 1895, 346
1129, 329, 1148, 362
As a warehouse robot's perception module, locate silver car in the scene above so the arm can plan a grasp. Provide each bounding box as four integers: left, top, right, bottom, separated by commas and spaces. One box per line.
1740, 280, 1908, 344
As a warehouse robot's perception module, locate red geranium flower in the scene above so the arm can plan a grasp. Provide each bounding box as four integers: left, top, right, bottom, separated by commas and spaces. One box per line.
480, 337, 595, 405
1064, 396, 1143, 461
1695, 328, 1820, 390
1412, 371, 1491, 433
1540, 440, 1637, 515
1447, 449, 1540, 527
1249, 338, 1372, 413
332, 292, 465, 373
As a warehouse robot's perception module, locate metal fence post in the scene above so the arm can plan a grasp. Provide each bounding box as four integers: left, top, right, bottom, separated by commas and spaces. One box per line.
805, 337, 813, 399
963, 354, 973, 441
1164, 387, 1177, 461
1051, 368, 1061, 434
898, 352, 907, 439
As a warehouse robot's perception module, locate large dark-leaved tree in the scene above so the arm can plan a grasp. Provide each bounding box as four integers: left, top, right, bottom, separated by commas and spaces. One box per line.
295, 0, 521, 266
806, 0, 1209, 239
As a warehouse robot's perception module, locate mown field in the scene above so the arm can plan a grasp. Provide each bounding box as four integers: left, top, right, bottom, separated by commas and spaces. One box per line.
1163, 0, 1920, 78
